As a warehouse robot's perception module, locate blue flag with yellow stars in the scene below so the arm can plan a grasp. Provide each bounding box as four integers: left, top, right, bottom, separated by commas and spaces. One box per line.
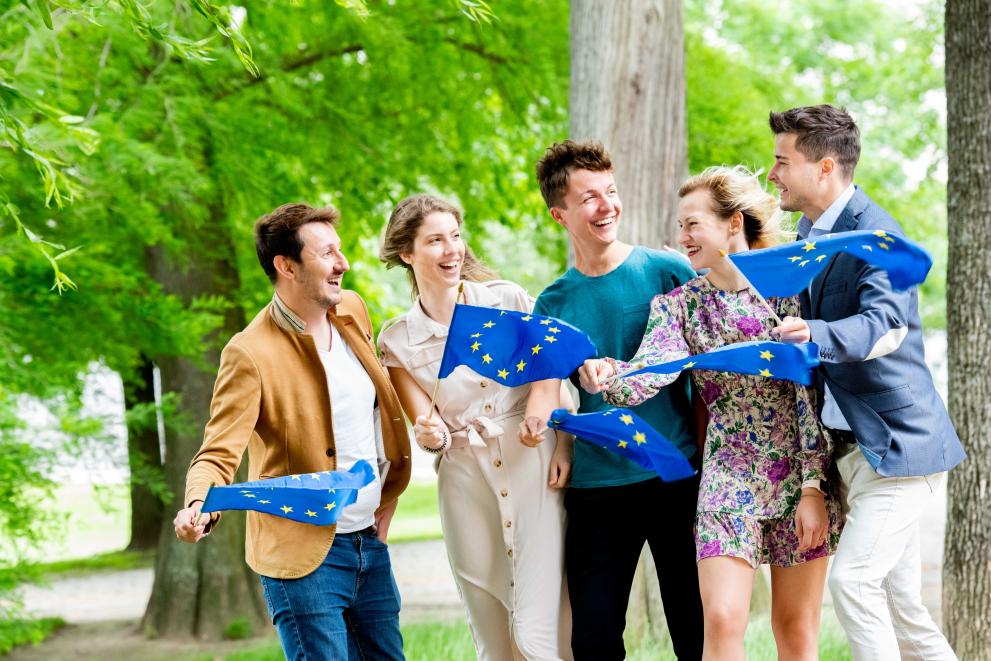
548, 408, 695, 482
728, 229, 932, 298
199, 460, 375, 526
437, 303, 597, 387
620, 340, 820, 386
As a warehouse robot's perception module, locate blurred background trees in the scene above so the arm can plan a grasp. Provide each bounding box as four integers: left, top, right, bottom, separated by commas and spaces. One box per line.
2, 0, 966, 646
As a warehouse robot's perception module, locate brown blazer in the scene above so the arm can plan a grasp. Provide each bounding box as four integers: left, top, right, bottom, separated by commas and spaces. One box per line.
184, 290, 411, 578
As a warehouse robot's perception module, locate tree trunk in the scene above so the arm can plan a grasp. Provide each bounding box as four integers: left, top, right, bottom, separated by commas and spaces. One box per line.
943, 0, 991, 656
124, 359, 165, 552
570, 0, 687, 250
570, 0, 690, 643
141, 206, 267, 639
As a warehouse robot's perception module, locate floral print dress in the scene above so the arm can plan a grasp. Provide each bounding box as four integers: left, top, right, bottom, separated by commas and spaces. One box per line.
605, 275, 841, 565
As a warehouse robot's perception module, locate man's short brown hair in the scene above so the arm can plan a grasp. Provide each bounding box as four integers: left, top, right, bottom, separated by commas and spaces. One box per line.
535, 140, 613, 209
769, 104, 861, 180
254, 203, 340, 283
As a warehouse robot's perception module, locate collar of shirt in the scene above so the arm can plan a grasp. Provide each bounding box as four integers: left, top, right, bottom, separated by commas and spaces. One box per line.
797, 183, 856, 238
405, 280, 502, 346
270, 292, 307, 334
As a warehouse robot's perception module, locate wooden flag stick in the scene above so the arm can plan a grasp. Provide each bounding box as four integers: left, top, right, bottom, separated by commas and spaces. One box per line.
721, 249, 783, 326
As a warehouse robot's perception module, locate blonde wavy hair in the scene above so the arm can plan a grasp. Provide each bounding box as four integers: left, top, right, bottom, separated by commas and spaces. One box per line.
678, 166, 787, 249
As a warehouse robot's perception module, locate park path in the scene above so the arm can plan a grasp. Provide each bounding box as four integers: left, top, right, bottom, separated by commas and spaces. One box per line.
17, 538, 462, 626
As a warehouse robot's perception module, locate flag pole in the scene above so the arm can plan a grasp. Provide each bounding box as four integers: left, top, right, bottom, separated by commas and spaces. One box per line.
427, 281, 465, 419
721, 249, 783, 325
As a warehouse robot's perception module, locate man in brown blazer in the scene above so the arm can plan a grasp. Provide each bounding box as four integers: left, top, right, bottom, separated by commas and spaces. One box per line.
173, 203, 411, 660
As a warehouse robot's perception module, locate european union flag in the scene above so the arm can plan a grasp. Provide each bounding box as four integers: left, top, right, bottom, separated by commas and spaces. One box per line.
200, 460, 375, 526
437, 303, 597, 387
728, 229, 932, 297
547, 408, 695, 482
620, 341, 820, 386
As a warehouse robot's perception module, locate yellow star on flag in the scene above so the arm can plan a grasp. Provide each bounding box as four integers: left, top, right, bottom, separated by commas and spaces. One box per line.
803, 241, 817, 252
325, 502, 336, 511
497, 369, 509, 379
619, 414, 634, 425
540, 319, 552, 325
499, 311, 507, 316
788, 255, 802, 263
759, 350, 774, 361
861, 244, 873, 252
883, 235, 895, 243
259, 500, 270, 504
617, 440, 629, 449
309, 473, 321, 479
531, 344, 542, 355
521, 315, 532, 321
471, 333, 482, 338
291, 475, 302, 481
799, 260, 810, 267
243, 493, 256, 498
483, 321, 495, 328
548, 327, 561, 334
470, 341, 481, 352
516, 360, 526, 372
759, 368, 773, 377
683, 361, 696, 368
280, 505, 293, 514
482, 353, 493, 364
873, 229, 888, 237
305, 510, 317, 517
816, 254, 827, 262
877, 242, 890, 250
633, 431, 647, 445
544, 335, 557, 343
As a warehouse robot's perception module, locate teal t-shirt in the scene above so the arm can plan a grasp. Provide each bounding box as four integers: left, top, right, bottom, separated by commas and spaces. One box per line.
534, 246, 697, 488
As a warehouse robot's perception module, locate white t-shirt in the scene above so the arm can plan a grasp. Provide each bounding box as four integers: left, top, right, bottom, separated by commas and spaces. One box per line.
318, 324, 380, 533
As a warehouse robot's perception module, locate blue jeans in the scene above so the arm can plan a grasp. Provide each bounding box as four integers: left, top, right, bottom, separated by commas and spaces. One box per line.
260, 528, 404, 660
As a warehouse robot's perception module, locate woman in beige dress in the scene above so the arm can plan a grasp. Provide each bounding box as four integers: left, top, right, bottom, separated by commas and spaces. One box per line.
378, 194, 573, 661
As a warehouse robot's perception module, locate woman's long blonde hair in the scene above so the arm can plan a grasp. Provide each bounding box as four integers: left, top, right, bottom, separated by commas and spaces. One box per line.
380, 194, 498, 297
678, 166, 787, 249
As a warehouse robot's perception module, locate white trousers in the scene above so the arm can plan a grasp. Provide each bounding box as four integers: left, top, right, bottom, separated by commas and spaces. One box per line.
828, 443, 957, 661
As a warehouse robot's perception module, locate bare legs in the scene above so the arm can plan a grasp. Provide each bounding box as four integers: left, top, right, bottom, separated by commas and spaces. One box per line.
698, 555, 828, 661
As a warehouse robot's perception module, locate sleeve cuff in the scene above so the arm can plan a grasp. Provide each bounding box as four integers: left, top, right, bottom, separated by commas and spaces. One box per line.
801, 479, 824, 493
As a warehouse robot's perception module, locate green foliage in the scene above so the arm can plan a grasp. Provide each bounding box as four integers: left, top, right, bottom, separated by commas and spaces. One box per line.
0, 616, 65, 655
35, 548, 155, 575
684, 0, 947, 326
223, 616, 254, 641
387, 482, 443, 543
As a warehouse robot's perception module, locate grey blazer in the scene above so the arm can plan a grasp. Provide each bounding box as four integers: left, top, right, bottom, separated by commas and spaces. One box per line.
799, 187, 965, 477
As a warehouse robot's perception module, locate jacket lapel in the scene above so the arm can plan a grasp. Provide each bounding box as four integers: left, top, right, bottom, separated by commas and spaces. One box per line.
809, 187, 868, 316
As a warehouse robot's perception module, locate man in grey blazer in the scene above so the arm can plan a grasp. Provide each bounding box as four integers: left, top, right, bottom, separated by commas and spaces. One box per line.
767, 104, 965, 661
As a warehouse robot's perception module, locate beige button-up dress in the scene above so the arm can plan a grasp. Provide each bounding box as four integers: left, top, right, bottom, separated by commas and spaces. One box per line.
379, 280, 571, 661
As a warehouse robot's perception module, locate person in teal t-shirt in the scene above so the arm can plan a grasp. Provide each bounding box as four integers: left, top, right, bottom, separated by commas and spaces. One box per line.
532, 245, 696, 486
520, 140, 704, 661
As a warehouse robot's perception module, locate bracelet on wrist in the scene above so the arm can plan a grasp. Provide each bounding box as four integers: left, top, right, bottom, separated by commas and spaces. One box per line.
421, 430, 449, 454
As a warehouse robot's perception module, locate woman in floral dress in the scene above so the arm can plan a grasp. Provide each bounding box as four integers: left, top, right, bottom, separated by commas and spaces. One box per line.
580, 166, 841, 661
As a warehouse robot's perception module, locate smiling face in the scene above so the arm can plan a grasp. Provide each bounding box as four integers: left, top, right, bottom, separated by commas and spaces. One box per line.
550, 168, 622, 250
401, 211, 466, 293
292, 221, 349, 309
677, 188, 741, 271
768, 132, 825, 214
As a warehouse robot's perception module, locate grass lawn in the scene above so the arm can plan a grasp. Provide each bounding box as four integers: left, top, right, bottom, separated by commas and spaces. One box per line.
388, 481, 443, 543
204, 612, 851, 661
